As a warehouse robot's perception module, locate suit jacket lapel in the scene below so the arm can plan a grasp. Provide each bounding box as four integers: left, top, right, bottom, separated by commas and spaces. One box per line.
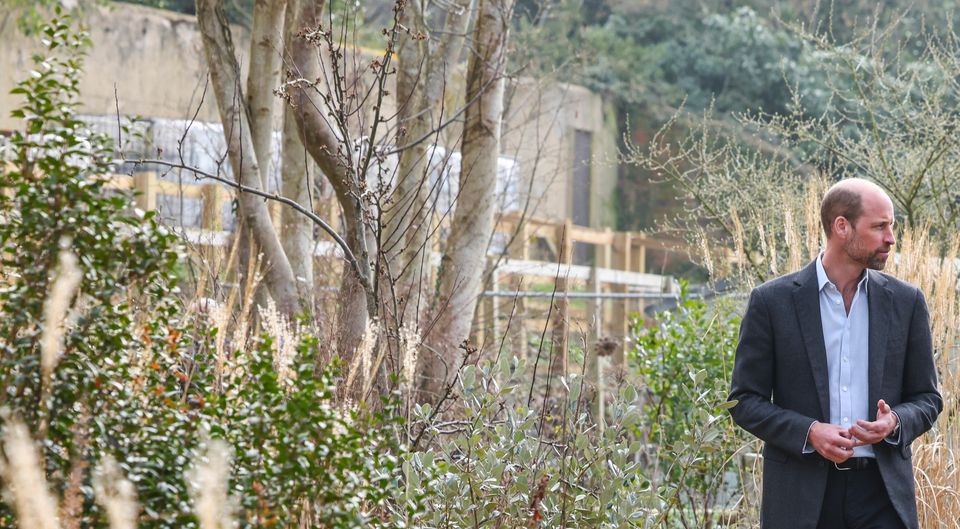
867, 271, 891, 419
793, 261, 830, 422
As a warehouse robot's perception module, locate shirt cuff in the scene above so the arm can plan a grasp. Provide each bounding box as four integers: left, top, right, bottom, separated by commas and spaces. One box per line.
802, 420, 817, 454
884, 411, 902, 446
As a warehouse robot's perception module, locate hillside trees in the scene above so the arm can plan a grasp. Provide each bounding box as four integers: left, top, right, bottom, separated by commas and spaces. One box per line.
512, 1, 960, 237
623, 19, 960, 284
192, 0, 518, 402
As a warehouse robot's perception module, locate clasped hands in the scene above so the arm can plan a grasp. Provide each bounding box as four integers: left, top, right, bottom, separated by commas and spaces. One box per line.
809, 400, 898, 464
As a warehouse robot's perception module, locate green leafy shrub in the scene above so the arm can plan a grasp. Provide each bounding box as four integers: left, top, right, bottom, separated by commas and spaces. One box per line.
211, 335, 406, 529
403, 359, 659, 528
630, 291, 749, 528
0, 12, 408, 529
105, 331, 408, 529
0, 11, 182, 527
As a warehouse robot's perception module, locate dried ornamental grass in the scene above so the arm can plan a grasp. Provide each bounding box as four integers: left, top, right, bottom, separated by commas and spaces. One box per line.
0, 419, 60, 529
259, 297, 300, 387
40, 248, 82, 387
93, 457, 139, 529
189, 440, 236, 529
886, 230, 960, 528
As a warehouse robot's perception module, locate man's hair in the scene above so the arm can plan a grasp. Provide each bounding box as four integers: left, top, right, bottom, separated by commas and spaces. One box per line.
820, 186, 863, 238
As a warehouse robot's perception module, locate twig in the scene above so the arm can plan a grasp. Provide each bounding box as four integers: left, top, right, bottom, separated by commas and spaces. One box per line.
409, 345, 476, 450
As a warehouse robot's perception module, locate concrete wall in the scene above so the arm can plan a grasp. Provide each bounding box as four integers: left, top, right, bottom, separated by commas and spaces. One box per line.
0, 3, 234, 131
501, 79, 619, 228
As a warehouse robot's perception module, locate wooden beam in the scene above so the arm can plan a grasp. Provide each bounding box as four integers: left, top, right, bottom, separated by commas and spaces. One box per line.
610, 232, 632, 369
550, 219, 573, 378
201, 185, 227, 231
133, 172, 157, 211
569, 225, 616, 246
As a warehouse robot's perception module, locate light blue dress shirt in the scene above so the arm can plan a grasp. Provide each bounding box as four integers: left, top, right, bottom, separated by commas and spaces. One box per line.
815, 255, 874, 458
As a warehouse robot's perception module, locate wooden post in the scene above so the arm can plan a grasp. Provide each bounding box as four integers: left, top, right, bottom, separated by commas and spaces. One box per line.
583, 229, 616, 427
201, 184, 226, 231
585, 264, 603, 424
550, 219, 573, 377
133, 171, 157, 211
599, 228, 613, 336
634, 238, 647, 274
508, 219, 531, 261
484, 268, 500, 351
507, 221, 529, 359
634, 238, 648, 327
610, 232, 632, 370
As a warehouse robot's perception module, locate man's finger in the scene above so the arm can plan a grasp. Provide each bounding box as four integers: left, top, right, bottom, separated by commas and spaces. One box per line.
855, 419, 883, 432
831, 447, 851, 463
835, 433, 855, 448
852, 423, 875, 436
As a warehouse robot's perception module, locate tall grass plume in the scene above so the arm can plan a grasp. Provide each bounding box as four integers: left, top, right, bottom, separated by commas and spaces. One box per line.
40, 247, 82, 385
0, 418, 61, 529
189, 440, 235, 529
93, 456, 139, 529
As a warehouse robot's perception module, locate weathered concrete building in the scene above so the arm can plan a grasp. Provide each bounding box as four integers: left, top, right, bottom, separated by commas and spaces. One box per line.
0, 3, 619, 235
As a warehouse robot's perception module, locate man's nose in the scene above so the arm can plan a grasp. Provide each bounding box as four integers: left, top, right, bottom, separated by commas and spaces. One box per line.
884, 227, 896, 246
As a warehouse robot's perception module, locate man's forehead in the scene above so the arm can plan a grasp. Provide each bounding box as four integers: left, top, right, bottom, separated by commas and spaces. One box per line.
860, 189, 894, 212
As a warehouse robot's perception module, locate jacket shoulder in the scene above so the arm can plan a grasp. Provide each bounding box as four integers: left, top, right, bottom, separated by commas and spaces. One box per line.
751, 269, 805, 298
870, 270, 922, 298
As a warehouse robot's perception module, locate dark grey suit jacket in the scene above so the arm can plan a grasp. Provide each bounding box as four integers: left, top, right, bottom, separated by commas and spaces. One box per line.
729, 260, 942, 529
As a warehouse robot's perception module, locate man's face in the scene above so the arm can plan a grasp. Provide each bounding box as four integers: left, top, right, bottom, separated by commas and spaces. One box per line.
843, 192, 896, 270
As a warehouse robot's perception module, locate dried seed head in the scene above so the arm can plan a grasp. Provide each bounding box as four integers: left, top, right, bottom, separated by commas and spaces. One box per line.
0, 418, 61, 529
93, 456, 139, 529
41, 246, 83, 382
190, 440, 235, 529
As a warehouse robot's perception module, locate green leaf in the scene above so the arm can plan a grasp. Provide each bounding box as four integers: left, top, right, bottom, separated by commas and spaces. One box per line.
716, 399, 738, 410
460, 365, 476, 389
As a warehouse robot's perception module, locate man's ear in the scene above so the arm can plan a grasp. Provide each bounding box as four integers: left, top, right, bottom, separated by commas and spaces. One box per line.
834, 216, 850, 239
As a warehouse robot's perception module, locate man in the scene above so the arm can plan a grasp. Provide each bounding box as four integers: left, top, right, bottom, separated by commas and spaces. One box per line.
728, 178, 942, 529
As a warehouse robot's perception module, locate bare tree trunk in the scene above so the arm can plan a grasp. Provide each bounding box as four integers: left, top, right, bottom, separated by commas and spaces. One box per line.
418, 0, 515, 402
238, 0, 287, 312
247, 0, 286, 181
286, 0, 373, 355
280, 106, 314, 299
381, 2, 426, 326
280, 0, 315, 302
385, 1, 471, 331
196, 0, 300, 317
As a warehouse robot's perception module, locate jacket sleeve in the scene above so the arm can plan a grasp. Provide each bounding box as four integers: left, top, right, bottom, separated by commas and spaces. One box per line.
890, 288, 942, 453
728, 288, 818, 456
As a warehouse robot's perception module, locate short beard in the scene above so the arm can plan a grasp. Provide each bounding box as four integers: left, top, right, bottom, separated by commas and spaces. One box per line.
866, 254, 887, 270
844, 230, 888, 270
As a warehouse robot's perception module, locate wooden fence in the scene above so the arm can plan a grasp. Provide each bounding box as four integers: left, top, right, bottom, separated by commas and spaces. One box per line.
487, 212, 685, 371
102, 170, 689, 370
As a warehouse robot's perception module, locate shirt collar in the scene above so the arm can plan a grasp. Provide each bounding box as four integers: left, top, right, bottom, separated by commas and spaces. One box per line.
816, 253, 869, 295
